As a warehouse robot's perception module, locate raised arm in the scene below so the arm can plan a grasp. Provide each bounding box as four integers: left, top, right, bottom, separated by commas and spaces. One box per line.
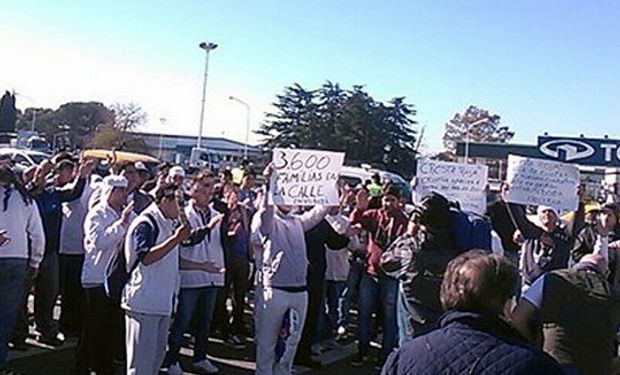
571, 227, 594, 263
350, 207, 375, 232
300, 205, 330, 232
86, 207, 133, 252
350, 190, 374, 232
254, 163, 276, 238
57, 176, 86, 203
57, 161, 93, 203
512, 204, 543, 240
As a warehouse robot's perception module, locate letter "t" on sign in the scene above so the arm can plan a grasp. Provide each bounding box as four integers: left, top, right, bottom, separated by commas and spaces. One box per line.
601, 143, 618, 162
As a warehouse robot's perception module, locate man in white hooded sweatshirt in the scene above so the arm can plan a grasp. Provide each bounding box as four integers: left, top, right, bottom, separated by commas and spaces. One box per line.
75, 175, 134, 375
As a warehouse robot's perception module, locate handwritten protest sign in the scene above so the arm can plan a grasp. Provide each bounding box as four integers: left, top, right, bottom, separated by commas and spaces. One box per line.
270, 148, 344, 206
416, 159, 488, 213
506, 154, 579, 212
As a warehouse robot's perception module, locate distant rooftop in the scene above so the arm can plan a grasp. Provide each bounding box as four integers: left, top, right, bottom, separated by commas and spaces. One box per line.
131, 131, 262, 153
455, 141, 540, 158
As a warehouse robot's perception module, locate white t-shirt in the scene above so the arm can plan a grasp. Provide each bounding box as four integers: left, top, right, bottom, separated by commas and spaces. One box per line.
522, 274, 546, 309
60, 181, 96, 255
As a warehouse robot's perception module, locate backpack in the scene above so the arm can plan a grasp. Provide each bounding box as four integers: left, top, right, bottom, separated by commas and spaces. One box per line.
449, 208, 492, 253
103, 213, 159, 303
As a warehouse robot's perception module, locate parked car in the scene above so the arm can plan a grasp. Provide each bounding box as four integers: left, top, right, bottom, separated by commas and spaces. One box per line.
340, 164, 413, 203
0, 147, 51, 167
188, 147, 222, 172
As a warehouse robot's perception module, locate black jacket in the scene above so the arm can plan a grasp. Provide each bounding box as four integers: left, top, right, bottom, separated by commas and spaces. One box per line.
382, 311, 564, 375
304, 219, 349, 280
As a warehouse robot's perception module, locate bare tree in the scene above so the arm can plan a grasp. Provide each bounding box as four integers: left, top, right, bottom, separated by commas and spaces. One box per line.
110, 102, 147, 132
442, 105, 514, 156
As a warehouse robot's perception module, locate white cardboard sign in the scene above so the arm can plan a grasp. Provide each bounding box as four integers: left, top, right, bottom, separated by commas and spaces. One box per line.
416, 158, 488, 213
269, 148, 344, 206
506, 154, 579, 212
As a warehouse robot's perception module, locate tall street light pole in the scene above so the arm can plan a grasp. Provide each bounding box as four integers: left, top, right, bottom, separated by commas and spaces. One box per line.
158, 117, 167, 159
228, 96, 250, 160
464, 118, 489, 163
197, 41, 218, 149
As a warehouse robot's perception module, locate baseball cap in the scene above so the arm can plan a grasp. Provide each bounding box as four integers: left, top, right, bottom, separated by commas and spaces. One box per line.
168, 166, 186, 179
134, 161, 148, 172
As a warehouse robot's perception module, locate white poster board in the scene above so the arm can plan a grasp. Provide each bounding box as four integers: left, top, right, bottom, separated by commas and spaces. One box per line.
269, 148, 344, 206
506, 154, 579, 212
415, 159, 488, 213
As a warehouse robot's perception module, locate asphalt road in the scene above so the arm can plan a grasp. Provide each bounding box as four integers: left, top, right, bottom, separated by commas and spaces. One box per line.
7, 336, 383, 375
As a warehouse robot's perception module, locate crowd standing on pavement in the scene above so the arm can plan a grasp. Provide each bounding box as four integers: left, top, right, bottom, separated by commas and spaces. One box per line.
1, 150, 620, 375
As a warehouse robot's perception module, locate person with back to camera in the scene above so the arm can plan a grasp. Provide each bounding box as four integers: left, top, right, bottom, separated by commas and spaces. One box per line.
382, 250, 564, 375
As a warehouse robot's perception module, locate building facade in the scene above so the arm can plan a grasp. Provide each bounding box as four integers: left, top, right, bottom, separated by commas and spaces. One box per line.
132, 131, 262, 167
455, 137, 620, 202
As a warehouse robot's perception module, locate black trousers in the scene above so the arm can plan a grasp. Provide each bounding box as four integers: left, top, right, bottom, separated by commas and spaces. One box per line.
72, 287, 123, 375
213, 259, 250, 336
34, 251, 59, 338
59, 254, 84, 336
296, 273, 325, 360
12, 279, 32, 344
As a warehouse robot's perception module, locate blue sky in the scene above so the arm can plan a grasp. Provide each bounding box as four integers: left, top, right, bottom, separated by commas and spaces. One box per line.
1, 0, 619, 152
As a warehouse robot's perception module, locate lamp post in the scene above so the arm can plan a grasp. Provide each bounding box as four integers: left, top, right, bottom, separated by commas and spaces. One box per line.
228, 96, 251, 159
197, 41, 218, 149
464, 118, 489, 163
158, 117, 167, 159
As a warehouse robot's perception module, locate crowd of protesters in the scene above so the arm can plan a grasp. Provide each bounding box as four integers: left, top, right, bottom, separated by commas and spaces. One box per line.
1, 150, 620, 375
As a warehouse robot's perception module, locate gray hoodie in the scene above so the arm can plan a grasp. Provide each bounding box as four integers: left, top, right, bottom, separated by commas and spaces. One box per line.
251, 192, 328, 288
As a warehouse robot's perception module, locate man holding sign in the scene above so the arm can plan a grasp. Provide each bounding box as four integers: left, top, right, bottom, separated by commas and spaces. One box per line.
269, 148, 344, 206
253, 148, 344, 375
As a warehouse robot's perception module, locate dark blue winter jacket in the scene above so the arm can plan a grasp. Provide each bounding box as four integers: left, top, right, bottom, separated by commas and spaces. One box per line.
381, 311, 565, 375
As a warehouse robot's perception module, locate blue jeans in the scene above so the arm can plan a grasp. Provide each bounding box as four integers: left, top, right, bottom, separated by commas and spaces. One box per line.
341, 258, 364, 325
164, 286, 220, 365
0, 258, 27, 366
396, 284, 414, 346
357, 272, 399, 362
325, 280, 347, 330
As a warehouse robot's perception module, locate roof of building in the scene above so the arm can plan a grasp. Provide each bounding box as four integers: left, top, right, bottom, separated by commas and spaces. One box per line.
455, 141, 541, 159
131, 132, 262, 153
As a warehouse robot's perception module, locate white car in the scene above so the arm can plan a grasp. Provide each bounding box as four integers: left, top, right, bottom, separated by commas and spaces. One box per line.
340, 164, 413, 203
0, 148, 51, 167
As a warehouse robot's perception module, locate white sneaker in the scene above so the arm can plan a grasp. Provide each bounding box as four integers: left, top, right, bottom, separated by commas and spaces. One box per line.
167, 363, 184, 375
337, 326, 346, 336
194, 359, 219, 374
